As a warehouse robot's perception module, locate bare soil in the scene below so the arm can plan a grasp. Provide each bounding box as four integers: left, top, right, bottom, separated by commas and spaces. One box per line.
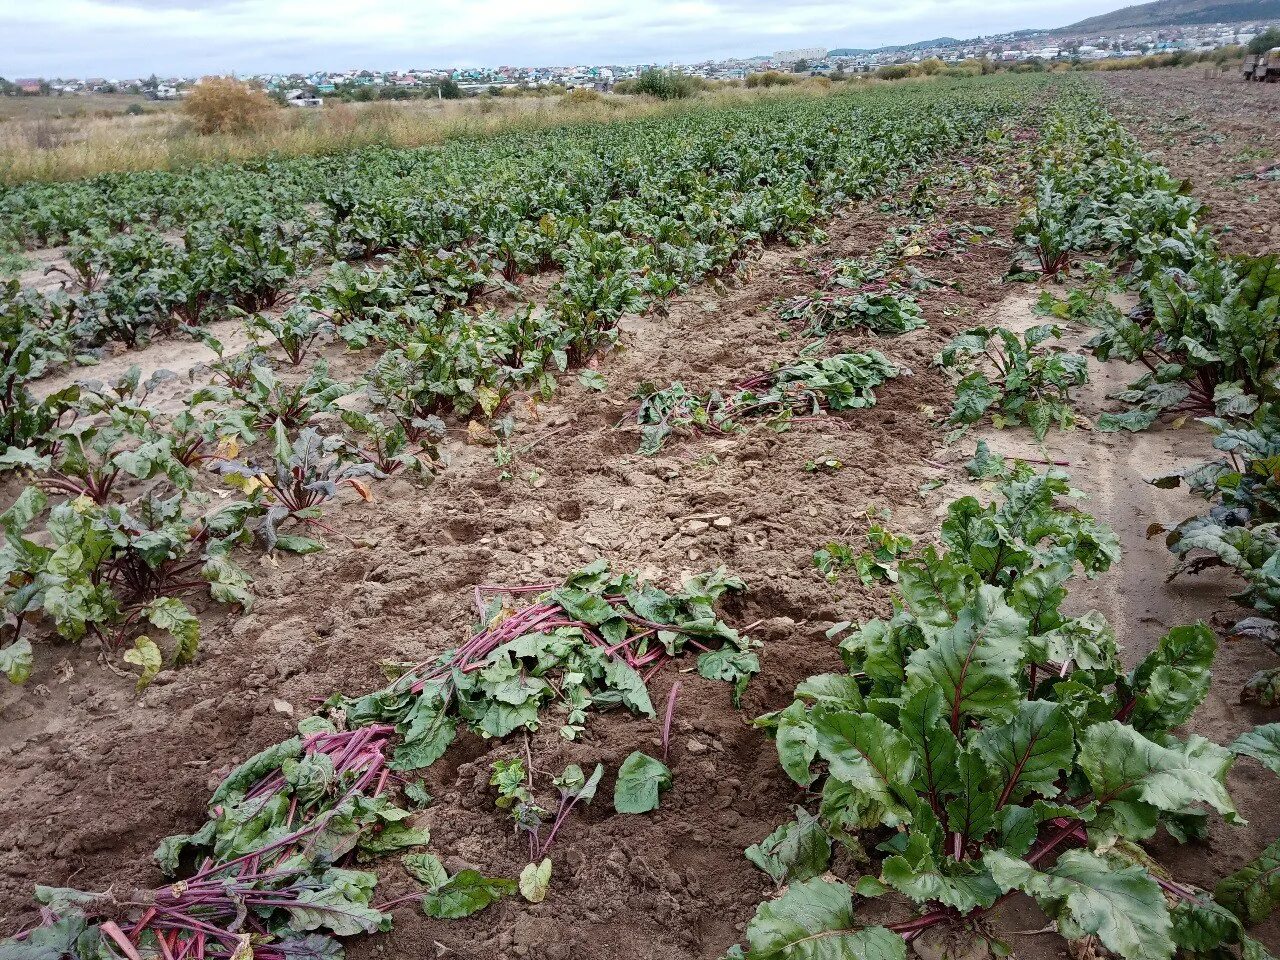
2, 110, 1278, 960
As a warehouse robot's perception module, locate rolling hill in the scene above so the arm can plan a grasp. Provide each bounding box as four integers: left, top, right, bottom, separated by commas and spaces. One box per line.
1060, 0, 1280, 32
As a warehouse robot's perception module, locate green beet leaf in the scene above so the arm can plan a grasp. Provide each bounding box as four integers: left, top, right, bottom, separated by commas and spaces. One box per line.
745, 807, 832, 886
613, 751, 672, 814
1077, 722, 1238, 836
810, 709, 916, 829
1230, 723, 1280, 778
904, 584, 1026, 729
421, 870, 516, 919
972, 699, 1075, 807
403, 852, 449, 890
1214, 836, 1280, 926
985, 849, 1173, 960
741, 878, 906, 960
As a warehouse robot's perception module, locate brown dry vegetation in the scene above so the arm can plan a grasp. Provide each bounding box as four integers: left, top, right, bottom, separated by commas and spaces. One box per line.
181, 77, 276, 135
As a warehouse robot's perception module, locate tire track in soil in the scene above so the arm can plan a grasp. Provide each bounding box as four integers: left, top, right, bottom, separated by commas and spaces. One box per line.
0, 159, 1032, 959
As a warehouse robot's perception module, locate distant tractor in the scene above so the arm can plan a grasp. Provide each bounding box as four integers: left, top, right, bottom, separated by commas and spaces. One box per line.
1243, 48, 1280, 81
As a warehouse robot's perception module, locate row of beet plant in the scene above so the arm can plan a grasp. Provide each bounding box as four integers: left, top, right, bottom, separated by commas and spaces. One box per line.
628, 351, 902, 455
733, 460, 1280, 960
1018, 81, 1280, 431
1023, 82, 1280, 705
0, 351, 406, 684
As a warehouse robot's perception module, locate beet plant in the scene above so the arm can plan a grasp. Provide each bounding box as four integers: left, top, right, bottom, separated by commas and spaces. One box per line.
8, 413, 195, 504
1021, 92, 1280, 434
0, 721, 424, 960
1087, 253, 1280, 431
215, 423, 381, 554
777, 290, 925, 337
340, 410, 442, 477
0, 279, 80, 454
1153, 402, 1280, 704
244, 304, 335, 367
738, 469, 1278, 960
936, 323, 1088, 442
814, 515, 911, 585
1010, 179, 1088, 277
631, 351, 901, 454
324, 561, 758, 772
195, 361, 346, 433
0, 486, 254, 681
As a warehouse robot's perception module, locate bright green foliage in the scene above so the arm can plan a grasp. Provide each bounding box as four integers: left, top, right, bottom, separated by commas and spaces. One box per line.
1231, 723, 1280, 778
194, 360, 346, 432
742, 470, 1260, 960
814, 519, 912, 585
937, 323, 1087, 441
244, 304, 334, 366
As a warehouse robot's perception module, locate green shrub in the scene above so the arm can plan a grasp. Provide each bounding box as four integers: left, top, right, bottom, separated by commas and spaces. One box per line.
632, 70, 696, 100
745, 71, 798, 88
1249, 28, 1280, 54
875, 64, 917, 80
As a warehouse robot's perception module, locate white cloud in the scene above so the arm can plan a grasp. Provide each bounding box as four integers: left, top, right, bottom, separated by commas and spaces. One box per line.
0, 0, 1123, 77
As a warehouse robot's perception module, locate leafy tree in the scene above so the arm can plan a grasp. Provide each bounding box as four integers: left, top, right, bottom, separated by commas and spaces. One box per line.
1249, 28, 1280, 53
793, 58, 810, 73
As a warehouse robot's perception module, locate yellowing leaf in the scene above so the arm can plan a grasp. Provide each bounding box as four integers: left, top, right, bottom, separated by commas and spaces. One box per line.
123, 636, 163, 691
476, 385, 501, 417
216, 436, 241, 460
519, 858, 552, 903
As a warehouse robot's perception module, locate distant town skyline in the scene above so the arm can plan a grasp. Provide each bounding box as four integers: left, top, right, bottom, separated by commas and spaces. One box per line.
1, 0, 1130, 77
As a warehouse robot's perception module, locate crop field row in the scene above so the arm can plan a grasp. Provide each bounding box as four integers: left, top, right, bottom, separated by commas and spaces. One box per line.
1, 72, 1279, 960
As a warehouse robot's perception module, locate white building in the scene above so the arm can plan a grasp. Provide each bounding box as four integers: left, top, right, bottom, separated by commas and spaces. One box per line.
774, 47, 828, 62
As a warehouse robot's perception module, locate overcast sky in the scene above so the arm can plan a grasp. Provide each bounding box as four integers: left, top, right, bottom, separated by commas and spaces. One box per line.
1, 0, 1122, 78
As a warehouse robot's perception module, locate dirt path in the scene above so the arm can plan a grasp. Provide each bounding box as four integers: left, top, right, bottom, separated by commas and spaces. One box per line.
1100, 69, 1280, 255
